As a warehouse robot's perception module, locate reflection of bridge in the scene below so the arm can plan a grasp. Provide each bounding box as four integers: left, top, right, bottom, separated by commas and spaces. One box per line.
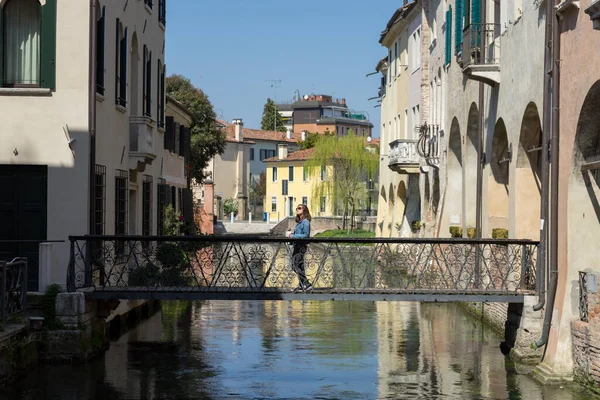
67, 236, 539, 303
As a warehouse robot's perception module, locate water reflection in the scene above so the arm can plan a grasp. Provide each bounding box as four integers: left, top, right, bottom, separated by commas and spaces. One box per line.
3, 301, 595, 400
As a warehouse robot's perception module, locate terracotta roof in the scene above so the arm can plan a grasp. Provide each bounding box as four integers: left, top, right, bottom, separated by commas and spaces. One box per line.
223, 125, 302, 143
264, 148, 315, 163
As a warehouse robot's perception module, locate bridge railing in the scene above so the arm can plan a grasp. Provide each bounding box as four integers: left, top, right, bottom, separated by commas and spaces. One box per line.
67, 236, 538, 297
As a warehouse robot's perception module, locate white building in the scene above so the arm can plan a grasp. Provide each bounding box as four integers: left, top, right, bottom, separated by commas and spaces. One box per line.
0, 0, 190, 291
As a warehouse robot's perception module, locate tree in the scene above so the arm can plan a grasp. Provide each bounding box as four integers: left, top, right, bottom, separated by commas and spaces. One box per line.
249, 172, 267, 206
260, 98, 286, 132
299, 131, 334, 150
166, 74, 226, 184
306, 131, 379, 232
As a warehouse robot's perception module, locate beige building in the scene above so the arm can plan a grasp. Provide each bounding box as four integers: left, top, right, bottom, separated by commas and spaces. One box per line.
0, 0, 191, 291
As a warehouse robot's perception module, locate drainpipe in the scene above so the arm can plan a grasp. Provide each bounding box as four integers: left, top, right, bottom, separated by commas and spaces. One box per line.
536, 0, 560, 351
534, 0, 554, 313
88, 0, 98, 236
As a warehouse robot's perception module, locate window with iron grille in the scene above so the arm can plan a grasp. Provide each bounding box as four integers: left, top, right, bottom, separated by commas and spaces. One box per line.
142, 176, 153, 237
115, 170, 128, 255
157, 179, 168, 235
94, 165, 106, 235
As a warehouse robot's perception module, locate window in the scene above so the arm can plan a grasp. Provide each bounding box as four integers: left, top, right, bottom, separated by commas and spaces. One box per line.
158, 0, 167, 25
250, 148, 255, 161
394, 41, 398, 77
115, 170, 128, 254
94, 165, 106, 235
268, 150, 276, 158
144, 0, 153, 9
320, 165, 327, 181
320, 196, 326, 213
455, 0, 464, 55
388, 49, 392, 82
272, 167, 278, 182
174, 122, 180, 153
288, 166, 294, 182
303, 166, 309, 181
157, 61, 165, 127
271, 197, 277, 212
96, 6, 106, 94
143, 46, 152, 117
142, 175, 153, 238
171, 186, 177, 211
260, 149, 267, 161
165, 116, 175, 151
2, 0, 56, 88
282, 180, 288, 196
157, 180, 168, 235
115, 19, 127, 106
302, 197, 308, 206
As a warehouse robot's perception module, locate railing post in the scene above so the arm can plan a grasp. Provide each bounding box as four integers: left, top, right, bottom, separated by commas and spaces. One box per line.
21, 258, 28, 315
474, 242, 481, 290
0, 261, 5, 322
67, 239, 76, 292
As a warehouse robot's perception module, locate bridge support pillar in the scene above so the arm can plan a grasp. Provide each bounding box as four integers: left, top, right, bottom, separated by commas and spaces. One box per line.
44, 292, 109, 363
501, 296, 544, 364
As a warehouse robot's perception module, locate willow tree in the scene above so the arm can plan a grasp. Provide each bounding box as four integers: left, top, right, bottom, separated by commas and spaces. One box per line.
306, 131, 379, 232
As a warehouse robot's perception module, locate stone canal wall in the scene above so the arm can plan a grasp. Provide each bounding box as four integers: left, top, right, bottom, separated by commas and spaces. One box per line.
571, 290, 600, 390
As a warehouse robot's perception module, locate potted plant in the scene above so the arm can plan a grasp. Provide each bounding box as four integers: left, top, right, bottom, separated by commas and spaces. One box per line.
412, 220, 422, 233
449, 226, 463, 238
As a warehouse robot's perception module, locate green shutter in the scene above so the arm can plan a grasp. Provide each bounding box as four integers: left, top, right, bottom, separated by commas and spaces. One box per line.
471, 0, 480, 25
40, 0, 57, 89
445, 7, 452, 65
454, 0, 463, 55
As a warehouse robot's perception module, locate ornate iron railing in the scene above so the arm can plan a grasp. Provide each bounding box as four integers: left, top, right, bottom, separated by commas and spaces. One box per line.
416, 124, 440, 166
67, 236, 538, 298
462, 23, 501, 67
579, 271, 589, 322
1, 258, 28, 322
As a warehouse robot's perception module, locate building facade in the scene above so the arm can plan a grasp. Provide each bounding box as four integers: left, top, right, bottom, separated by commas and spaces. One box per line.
0, 0, 190, 291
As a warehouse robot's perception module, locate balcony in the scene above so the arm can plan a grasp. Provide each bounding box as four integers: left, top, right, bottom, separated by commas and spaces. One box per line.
416, 124, 441, 167
129, 116, 157, 172
388, 139, 420, 174
461, 23, 501, 86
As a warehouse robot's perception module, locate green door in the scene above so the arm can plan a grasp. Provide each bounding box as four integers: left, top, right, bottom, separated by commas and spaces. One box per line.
0, 165, 48, 291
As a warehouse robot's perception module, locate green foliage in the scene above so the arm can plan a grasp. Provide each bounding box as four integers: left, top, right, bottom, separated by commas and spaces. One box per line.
249, 172, 266, 206
306, 131, 379, 231
163, 204, 184, 236
449, 226, 463, 238
299, 131, 334, 150
223, 197, 239, 216
260, 98, 286, 132
42, 284, 64, 330
467, 227, 477, 238
412, 220, 422, 231
314, 229, 375, 238
492, 228, 509, 239
166, 74, 226, 185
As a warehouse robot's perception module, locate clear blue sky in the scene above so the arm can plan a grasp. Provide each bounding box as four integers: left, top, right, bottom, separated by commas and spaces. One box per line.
165, 0, 402, 138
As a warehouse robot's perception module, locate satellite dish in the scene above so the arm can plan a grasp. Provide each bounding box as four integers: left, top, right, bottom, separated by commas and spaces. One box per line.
367, 136, 372, 142
303, 95, 309, 100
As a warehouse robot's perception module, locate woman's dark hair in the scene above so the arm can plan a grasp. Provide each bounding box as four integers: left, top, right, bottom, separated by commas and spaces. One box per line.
295, 204, 312, 223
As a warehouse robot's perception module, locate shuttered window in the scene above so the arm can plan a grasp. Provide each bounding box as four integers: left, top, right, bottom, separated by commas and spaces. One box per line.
0, 0, 56, 88
158, 0, 167, 25
455, 0, 464, 55
115, 20, 127, 106
145, 50, 152, 117
445, 6, 452, 65
157, 180, 168, 235
165, 116, 175, 151
96, 6, 106, 94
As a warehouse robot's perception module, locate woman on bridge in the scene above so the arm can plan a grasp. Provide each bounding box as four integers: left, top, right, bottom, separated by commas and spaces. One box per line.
287, 204, 312, 291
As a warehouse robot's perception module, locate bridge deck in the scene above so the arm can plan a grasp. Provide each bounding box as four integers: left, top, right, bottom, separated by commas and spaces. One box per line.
80, 287, 533, 303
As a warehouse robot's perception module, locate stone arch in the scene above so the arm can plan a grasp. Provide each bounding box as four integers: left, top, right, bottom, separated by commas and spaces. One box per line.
568, 80, 600, 321
397, 181, 407, 205
516, 102, 542, 239
130, 32, 140, 115
487, 118, 510, 235
465, 103, 480, 228
444, 117, 463, 235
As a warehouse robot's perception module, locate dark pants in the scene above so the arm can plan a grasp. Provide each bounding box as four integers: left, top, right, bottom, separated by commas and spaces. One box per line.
292, 244, 310, 287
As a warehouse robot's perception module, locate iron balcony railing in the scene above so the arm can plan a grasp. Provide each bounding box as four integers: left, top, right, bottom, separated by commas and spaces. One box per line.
416, 124, 441, 166
462, 23, 501, 68
1, 258, 28, 322
389, 139, 420, 168
67, 235, 539, 298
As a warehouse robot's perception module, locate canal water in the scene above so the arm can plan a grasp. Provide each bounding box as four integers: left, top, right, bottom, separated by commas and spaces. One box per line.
2, 301, 596, 400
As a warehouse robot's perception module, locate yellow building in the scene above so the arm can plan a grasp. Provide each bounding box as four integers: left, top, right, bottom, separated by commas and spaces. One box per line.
264, 144, 335, 222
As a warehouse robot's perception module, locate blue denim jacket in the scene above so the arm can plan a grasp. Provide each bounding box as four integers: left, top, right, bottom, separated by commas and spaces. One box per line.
291, 218, 311, 239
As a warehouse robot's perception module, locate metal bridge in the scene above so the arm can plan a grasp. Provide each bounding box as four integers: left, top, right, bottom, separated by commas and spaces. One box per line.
67, 235, 539, 303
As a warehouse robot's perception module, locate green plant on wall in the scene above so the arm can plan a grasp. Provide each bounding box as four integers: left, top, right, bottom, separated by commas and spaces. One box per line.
467, 227, 477, 238
492, 228, 509, 239
412, 220, 422, 231
449, 226, 463, 238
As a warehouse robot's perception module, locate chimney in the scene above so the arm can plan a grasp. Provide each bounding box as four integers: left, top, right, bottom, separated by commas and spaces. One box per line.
286, 129, 292, 139
233, 118, 243, 141
301, 131, 307, 141
278, 143, 288, 160
341, 98, 346, 106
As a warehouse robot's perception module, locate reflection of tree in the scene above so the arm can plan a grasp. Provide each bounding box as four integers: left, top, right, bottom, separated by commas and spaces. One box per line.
295, 301, 377, 358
